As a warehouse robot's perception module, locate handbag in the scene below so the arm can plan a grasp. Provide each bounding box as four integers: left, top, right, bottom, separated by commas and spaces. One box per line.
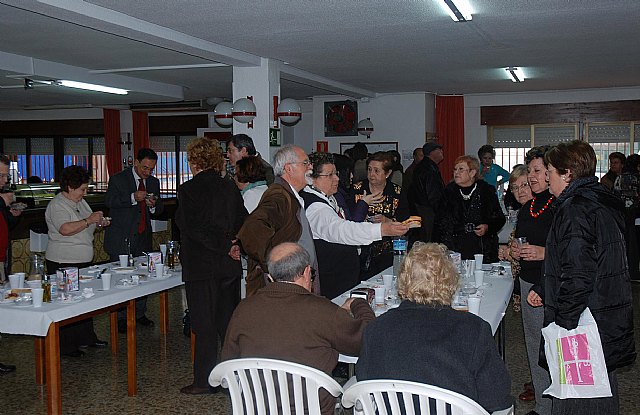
541, 307, 612, 399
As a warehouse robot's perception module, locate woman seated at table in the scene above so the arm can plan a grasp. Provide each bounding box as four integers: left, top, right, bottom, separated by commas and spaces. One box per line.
351, 152, 403, 277
302, 152, 408, 299
356, 242, 513, 414
233, 155, 268, 213
45, 165, 110, 357
441, 155, 505, 263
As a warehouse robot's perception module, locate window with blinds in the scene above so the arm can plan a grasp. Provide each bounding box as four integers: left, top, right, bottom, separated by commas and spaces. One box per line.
586, 122, 636, 178
491, 126, 532, 175
2, 138, 27, 184
150, 135, 198, 195
491, 123, 580, 177
30, 138, 55, 182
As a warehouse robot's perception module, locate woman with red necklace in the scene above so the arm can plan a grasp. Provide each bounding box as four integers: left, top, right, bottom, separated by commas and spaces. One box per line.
510, 146, 554, 415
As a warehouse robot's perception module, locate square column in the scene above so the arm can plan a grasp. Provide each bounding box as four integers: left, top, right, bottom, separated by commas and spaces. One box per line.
233, 58, 280, 158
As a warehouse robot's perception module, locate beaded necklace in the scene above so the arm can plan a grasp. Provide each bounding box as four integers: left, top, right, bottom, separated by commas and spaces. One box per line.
529, 194, 554, 218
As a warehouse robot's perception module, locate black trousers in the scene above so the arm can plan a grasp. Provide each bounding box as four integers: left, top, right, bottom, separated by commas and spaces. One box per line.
184, 271, 240, 388
46, 260, 98, 354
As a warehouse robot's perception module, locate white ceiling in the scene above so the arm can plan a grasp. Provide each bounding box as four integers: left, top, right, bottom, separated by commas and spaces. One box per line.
0, 0, 639, 111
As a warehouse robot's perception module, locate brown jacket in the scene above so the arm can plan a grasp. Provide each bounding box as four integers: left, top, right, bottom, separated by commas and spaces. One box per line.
237, 177, 303, 296
222, 282, 375, 415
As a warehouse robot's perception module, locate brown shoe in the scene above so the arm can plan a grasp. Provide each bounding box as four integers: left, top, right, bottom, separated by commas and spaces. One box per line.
180, 384, 219, 395
519, 388, 535, 401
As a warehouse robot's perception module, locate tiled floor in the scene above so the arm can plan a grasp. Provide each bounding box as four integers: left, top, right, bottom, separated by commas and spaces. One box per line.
1, 284, 639, 414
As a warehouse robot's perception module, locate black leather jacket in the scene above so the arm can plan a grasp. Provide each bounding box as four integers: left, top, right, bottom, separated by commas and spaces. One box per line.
543, 176, 636, 371
407, 157, 445, 214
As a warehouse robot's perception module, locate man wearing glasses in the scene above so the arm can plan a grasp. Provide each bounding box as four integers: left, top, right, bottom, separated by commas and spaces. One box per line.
238, 145, 319, 296
105, 148, 164, 332
222, 242, 375, 415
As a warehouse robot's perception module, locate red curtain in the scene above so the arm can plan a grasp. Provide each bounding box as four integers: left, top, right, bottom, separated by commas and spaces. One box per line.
435, 95, 465, 183
132, 111, 150, 155
103, 108, 122, 175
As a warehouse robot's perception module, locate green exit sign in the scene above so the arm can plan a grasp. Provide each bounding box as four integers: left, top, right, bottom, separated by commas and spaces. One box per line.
269, 128, 281, 147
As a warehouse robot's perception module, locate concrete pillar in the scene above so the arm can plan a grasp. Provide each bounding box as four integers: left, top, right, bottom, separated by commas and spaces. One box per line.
232, 58, 280, 159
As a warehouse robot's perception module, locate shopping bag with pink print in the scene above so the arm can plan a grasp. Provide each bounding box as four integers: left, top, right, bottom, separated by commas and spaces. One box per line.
541, 307, 612, 398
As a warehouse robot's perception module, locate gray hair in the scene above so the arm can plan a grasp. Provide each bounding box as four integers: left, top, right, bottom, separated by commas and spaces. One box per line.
267, 243, 310, 282
272, 145, 301, 177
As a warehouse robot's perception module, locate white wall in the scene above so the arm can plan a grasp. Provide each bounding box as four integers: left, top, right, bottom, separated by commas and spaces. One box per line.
464, 86, 640, 154
309, 92, 435, 167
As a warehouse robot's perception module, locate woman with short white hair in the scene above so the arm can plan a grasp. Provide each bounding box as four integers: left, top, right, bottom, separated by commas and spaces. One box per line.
357, 242, 513, 414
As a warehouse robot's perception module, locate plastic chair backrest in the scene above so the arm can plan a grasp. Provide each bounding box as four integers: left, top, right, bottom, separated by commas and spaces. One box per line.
342, 379, 490, 415
209, 358, 343, 415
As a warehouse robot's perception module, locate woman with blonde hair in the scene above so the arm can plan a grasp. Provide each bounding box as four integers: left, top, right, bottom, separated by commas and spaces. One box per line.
176, 137, 248, 395
357, 242, 513, 414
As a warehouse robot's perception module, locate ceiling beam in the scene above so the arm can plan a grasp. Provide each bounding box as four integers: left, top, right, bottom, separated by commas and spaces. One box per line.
0, 50, 185, 99
280, 65, 377, 99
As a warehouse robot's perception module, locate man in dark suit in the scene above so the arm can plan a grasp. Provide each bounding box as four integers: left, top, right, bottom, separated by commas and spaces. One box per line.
105, 148, 164, 332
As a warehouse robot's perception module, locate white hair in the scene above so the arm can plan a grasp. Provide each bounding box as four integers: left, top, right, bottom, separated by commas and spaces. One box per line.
273, 145, 302, 176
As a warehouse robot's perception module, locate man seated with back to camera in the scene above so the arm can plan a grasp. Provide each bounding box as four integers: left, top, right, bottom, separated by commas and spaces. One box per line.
222, 242, 375, 415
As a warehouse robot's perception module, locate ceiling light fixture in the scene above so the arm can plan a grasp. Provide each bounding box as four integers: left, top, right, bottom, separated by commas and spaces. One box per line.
442, 0, 472, 22
57, 80, 128, 95
505, 67, 525, 83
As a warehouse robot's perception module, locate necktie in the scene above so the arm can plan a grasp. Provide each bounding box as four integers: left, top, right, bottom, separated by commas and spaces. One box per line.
138, 178, 146, 233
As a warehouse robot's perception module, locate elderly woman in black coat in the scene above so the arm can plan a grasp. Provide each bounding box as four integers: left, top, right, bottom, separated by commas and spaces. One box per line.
441, 155, 505, 263
535, 140, 635, 415
176, 137, 248, 395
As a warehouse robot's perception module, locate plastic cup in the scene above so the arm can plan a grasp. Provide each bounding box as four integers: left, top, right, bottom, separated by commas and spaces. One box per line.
374, 286, 385, 305
466, 259, 476, 279
468, 295, 481, 315
32, 288, 44, 307
155, 263, 164, 278
474, 270, 484, 288
474, 254, 484, 265
159, 244, 167, 260
101, 273, 111, 290
15, 272, 26, 288
119, 255, 128, 267
382, 274, 394, 290
9, 274, 24, 289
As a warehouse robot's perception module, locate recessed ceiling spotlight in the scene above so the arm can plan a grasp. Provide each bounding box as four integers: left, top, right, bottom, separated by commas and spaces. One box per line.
441, 0, 473, 22
505, 67, 525, 83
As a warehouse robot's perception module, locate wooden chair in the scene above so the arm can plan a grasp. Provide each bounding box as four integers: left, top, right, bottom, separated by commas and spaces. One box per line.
209, 358, 343, 415
342, 379, 491, 415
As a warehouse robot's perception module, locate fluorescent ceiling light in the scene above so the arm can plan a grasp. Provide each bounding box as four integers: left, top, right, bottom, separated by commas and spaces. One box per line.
442, 0, 473, 22
57, 80, 128, 95
505, 67, 525, 83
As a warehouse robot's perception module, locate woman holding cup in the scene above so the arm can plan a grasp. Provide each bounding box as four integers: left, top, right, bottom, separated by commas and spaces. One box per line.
509, 147, 554, 412
45, 165, 110, 357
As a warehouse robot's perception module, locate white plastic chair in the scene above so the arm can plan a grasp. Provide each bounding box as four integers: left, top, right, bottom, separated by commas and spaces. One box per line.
342, 379, 490, 415
209, 358, 343, 415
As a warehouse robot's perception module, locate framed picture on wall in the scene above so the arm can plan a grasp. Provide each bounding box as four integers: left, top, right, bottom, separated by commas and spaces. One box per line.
324, 100, 358, 136
339, 141, 398, 155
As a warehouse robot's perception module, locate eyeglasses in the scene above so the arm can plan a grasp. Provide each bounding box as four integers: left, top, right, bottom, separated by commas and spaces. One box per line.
510, 182, 530, 192
453, 167, 469, 173
317, 172, 339, 178
289, 159, 311, 167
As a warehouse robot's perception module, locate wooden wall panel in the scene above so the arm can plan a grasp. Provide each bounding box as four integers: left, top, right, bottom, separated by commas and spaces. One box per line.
148, 115, 208, 135
481, 100, 640, 126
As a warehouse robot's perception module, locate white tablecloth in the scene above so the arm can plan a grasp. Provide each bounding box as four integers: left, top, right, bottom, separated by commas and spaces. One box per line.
333, 266, 514, 363
0, 261, 184, 337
